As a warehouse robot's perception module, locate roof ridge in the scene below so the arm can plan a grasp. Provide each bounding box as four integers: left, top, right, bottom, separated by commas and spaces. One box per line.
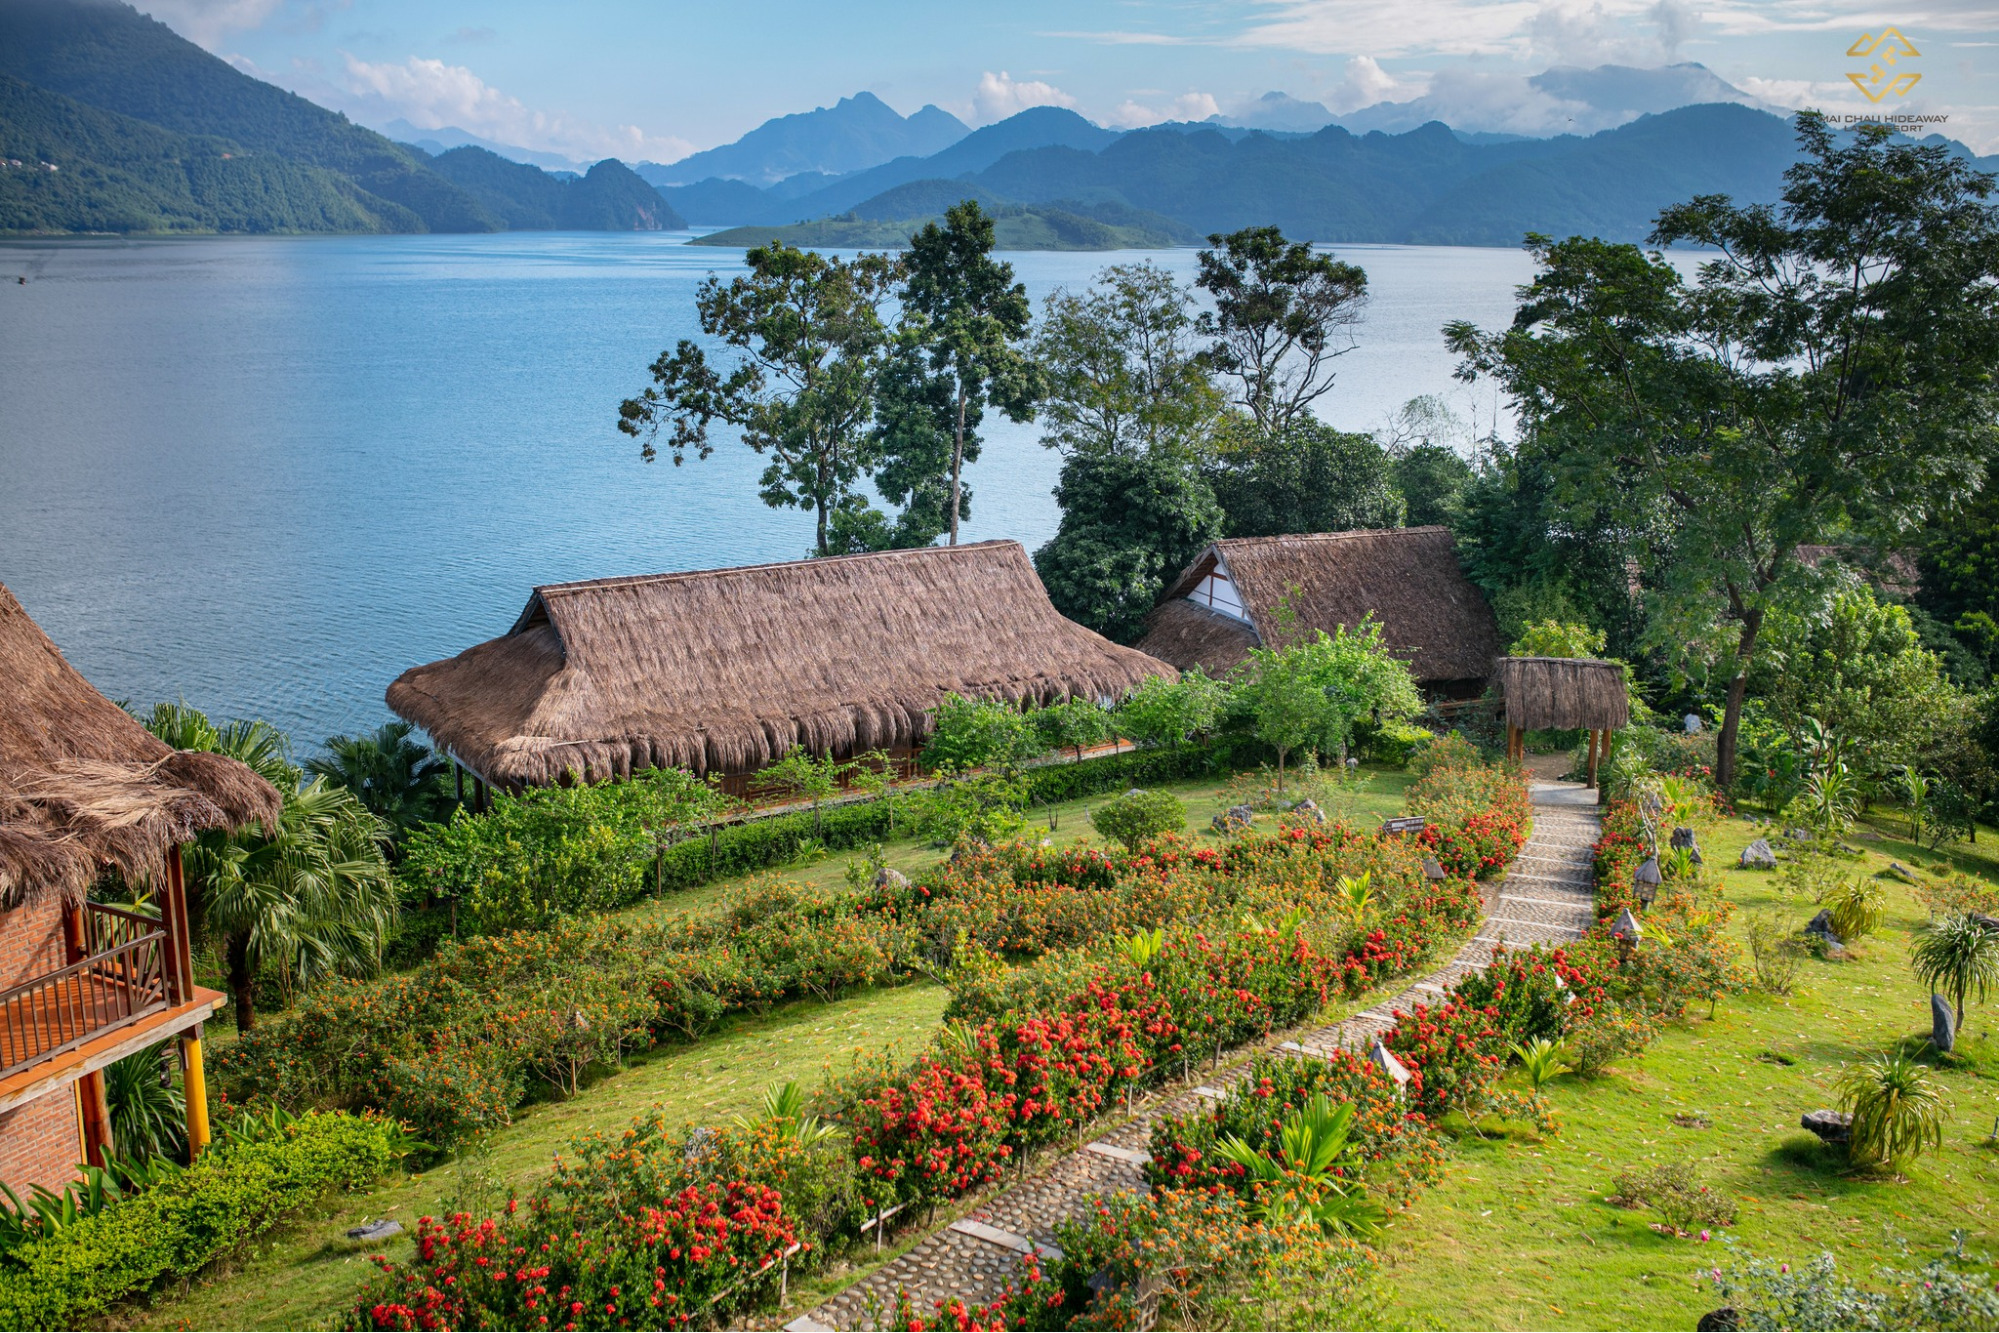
1217, 526, 1449, 548
532, 539, 1022, 598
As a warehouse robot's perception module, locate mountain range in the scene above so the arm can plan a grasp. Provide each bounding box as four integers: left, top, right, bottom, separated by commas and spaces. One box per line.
637, 92, 967, 187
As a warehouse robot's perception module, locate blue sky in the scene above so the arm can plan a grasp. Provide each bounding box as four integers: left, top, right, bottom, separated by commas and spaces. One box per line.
141, 0, 1999, 156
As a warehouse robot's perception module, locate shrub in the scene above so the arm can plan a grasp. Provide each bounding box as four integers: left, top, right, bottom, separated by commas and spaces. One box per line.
1837, 1050, 1951, 1169
1820, 876, 1886, 943
1710, 1233, 1999, 1332
1406, 749, 1532, 877
1610, 1158, 1737, 1233
1090, 788, 1188, 851
1566, 1005, 1658, 1077
0, 1111, 402, 1329
1743, 907, 1804, 994
1911, 912, 1999, 1025
1363, 719, 1435, 766
920, 694, 1040, 773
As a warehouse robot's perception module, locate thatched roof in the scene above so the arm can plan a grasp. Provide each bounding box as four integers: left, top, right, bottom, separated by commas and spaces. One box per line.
0, 584, 282, 908
386, 541, 1176, 788
1494, 657, 1630, 731
1133, 528, 1502, 683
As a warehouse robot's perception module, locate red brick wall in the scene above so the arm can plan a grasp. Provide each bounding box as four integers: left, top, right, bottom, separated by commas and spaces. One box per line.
0, 1092, 81, 1195
0, 898, 82, 1193
0, 897, 65, 990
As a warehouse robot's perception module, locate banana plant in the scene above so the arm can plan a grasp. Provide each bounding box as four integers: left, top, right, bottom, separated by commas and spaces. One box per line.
1212, 1095, 1385, 1237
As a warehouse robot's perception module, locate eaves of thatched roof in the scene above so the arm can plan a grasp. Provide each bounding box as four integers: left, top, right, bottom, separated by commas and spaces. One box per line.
1494, 656, 1630, 731
0, 584, 282, 908
1134, 527, 1502, 683
386, 540, 1177, 788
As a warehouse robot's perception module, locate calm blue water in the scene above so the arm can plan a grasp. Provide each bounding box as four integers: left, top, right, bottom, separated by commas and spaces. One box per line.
0, 232, 1538, 749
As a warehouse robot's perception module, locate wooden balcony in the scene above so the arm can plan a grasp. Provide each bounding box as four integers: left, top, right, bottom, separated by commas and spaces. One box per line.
0, 903, 222, 1113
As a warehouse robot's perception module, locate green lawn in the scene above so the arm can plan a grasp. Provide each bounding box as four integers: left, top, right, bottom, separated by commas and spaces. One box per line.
1374, 809, 1999, 1331
128, 768, 1413, 1330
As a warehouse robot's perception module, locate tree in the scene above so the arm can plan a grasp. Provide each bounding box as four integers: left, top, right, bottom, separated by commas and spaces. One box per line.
1393, 445, 1474, 529
1090, 789, 1187, 851
1034, 696, 1115, 762
919, 693, 1039, 774
142, 705, 395, 1034
1510, 620, 1606, 658
1114, 671, 1226, 752
1835, 1050, 1950, 1169
1447, 116, 1999, 790
1236, 621, 1421, 792
1032, 261, 1219, 458
1911, 912, 1999, 1024
1033, 449, 1224, 642
305, 721, 455, 842
1202, 417, 1404, 537
617, 243, 900, 556
1195, 227, 1367, 436
902, 201, 1042, 545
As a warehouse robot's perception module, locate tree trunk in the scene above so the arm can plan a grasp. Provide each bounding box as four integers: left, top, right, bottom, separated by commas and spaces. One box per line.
227, 932, 257, 1035
1276, 747, 1286, 795
815, 497, 829, 556
1714, 610, 1764, 794
948, 385, 968, 546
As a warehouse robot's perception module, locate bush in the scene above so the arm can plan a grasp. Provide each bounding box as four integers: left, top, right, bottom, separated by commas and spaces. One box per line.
1363, 719, 1435, 766
1710, 1233, 1999, 1331
1090, 788, 1188, 850
1820, 876, 1886, 943
1406, 744, 1532, 877
0, 1111, 402, 1329
1743, 907, 1804, 994
1610, 1159, 1737, 1234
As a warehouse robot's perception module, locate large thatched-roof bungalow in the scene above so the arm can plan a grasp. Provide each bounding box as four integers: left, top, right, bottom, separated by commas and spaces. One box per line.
0, 583, 280, 1192
1133, 527, 1502, 693
387, 540, 1176, 790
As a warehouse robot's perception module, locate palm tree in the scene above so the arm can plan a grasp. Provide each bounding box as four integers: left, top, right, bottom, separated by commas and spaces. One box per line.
305, 721, 455, 840
1836, 1051, 1950, 1169
104, 1043, 185, 1162
141, 705, 396, 1033
1911, 912, 1999, 1025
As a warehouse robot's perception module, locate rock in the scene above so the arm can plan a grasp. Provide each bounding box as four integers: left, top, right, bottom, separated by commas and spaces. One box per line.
1290, 798, 1326, 824
1858, 830, 1884, 841
1739, 839, 1778, 870
1971, 912, 1999, 934
1697, 1308, 1741, 1332
1800, 1109, 1851, 1144
683, 1125, 719, 1163
346, 1219, 402, 1242
1803, 910, 1841, 944
874, 867, 911, 890
1885, 862, 1918, 884
1211, 804, 1256, 835
1671, 826, 1704, 865
1932, 992, 1958, 1053
1785, 827, 1815, 843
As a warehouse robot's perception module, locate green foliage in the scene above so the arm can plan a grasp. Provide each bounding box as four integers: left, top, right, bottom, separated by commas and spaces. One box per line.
1088, 787, 1187, 851
1910, 912, 1999, 1024
1836, 1050, 1951, 1169
104, 1042, 185, 1163
1033, 448, 1225, 642
1612, 1159, 1737, 1232
1711, 1233, 1999, 1332
1447, 116, 1999, 790
1743, 907, 1804, 994
0, 1111, 399, 1329
908, 772, 1030, 845
1212, 1095, 1385, 1237
1818, 876, 1886, 944
1032, 695, 1115, 759
920, 693, 1039, 773
1508, 1035, 1571, 1090
616, 243, 901, 555
1195, 226, 1368, 436
1509, 619, 1606, 659
1235, 620, 1422, 787
422, 148, 682, 231
1203, 416, 1404, 538
1031, 260, 1220, 459
1392, 442, 1475, 529
304, 720, 455, 842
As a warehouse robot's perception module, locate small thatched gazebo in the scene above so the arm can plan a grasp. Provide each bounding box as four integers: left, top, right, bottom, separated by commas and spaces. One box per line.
0, 582, 281, 1187
1493, 656, 1630, 786
387, 540, 1176, 792
1134, 528, 1503, 693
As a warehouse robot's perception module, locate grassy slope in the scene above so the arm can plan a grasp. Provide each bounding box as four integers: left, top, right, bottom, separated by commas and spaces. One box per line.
126, 768, 1412, 1330
1376, 811, 1999, 1332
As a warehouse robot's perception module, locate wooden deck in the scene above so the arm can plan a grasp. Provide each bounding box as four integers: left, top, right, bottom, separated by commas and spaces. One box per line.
0, 987, 223, 1114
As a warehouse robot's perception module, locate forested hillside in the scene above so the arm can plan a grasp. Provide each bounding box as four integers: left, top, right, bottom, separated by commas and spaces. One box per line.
421, 148, 684, 230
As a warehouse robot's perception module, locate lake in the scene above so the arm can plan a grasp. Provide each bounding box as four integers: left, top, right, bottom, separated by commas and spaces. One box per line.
0, 232, 1539, 750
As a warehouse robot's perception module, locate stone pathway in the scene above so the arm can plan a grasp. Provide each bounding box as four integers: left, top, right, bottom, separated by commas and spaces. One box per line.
790, 785, 1602, 1332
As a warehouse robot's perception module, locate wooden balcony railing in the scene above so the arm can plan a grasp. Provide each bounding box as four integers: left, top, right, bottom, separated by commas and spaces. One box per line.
0, 904, 175, 1082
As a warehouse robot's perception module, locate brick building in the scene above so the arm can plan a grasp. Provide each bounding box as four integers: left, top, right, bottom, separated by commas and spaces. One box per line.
0, 583, 279, 1191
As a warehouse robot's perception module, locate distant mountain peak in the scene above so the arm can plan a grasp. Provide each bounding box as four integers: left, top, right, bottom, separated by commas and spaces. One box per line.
1209, 91, 1335, 133
643, 92, 969, 186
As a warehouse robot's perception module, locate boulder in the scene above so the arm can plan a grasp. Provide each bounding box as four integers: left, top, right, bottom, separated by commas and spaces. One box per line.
1696, 1309, 1741, 1333
1932, 992, 1957, 1053
1739, 839, 1778, 870
346, 1219, 403, 1242
1800, 1109, 1851, 1144
1211, 804, 1256, 835
1803, 909, 1842, 945
1671, 826, 1704, 865
1885, 862, 1918, 884
1972, 912, 1999, 934
874, 866, 911, 891
1290, 798, 1326, 825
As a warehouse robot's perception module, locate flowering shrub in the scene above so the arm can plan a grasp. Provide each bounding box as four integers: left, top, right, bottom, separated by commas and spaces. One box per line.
1405, 743, 1532, 877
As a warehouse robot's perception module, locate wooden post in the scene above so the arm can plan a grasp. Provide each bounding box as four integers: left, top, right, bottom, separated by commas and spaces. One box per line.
78, 1068, 113, 1168
1585, 730, 1601, 790
181, 1028, 212, 1160
161, 845, 195, 1004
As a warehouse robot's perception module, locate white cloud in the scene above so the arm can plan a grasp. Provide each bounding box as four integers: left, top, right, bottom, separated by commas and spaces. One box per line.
1107, 91, 1222, 127
971, 70, 1079, 123
138, 0, 285, 48
332, 54, 691, 162
1325, 55, 1409, 112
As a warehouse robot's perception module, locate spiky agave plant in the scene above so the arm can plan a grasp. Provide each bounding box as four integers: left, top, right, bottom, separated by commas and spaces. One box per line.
1911, 913, 1999, 1025
1213, 1094, 1385, 1237
1836, 1051, 1950, 1169
735, 1080, 841, 1149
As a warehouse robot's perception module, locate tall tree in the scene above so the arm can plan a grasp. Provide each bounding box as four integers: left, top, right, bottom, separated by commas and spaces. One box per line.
1447, 116, 1999, 790
1202, 417, 1404, 537
141, 705, 395, 1033
617, 243, 899, 556
1032, 261, 1219, 459
902, 200, 1042, 544
1196, 227, 1368, 437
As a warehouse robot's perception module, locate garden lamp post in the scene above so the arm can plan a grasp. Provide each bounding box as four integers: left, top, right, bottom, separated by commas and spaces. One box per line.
1422, 857, 1447, 883
1369, 1040, 1413, 1095
1612, 907, 1642, 964
1634, 856, 1662, 908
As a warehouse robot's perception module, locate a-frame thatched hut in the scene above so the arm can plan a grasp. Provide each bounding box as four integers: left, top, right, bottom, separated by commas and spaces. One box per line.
1133, 527, 1502, 694
0, 582, 280, 1190
387, 540, 1176, 791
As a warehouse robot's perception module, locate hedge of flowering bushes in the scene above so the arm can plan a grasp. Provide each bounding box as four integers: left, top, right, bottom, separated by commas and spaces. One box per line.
1406, 735, 1535, 877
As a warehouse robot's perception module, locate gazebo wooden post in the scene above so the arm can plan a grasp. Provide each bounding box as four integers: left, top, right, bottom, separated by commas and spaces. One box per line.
161, 847, 212, 1160
1585, 729, 1601, 789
